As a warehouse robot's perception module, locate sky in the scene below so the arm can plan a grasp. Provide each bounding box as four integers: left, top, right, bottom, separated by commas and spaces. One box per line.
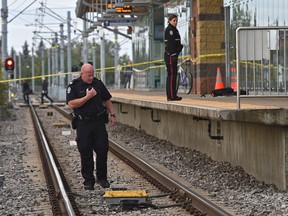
5, 0, 132, 57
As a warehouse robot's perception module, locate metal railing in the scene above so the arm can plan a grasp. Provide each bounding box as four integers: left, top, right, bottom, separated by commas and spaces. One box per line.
236, 26, 288, 108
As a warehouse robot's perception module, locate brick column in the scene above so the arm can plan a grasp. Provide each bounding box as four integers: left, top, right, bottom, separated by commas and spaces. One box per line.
191, 0, 225, 94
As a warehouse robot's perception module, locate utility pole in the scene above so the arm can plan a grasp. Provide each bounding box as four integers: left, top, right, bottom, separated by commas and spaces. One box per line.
82, 16, 88, 63
59, 23, 65, 100
54, 32, 59, 94
55, 46, 59, 97
99, 29, 105, 84
92, 38, 96, 69
47, 49, 51, 87
13, 52, 17, 84
1, 0, 8, 79
60, 23, 65, 86
51, 47, 55, 89
18, 52, 21, 84
67, 11, 72, 81
32, 47, 35, 92
41, 46, 45, 77
114, 27, 120, 89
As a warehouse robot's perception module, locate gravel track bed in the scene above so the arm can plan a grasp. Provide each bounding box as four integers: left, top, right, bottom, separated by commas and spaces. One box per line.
37, 106, 190, 215
1, 108, 51, 216
108, 125, 288, 216
2, 106, 288, 215
1, 107, 190, 215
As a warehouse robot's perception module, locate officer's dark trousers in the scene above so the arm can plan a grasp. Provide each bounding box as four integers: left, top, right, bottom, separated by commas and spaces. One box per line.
41, 92, 53, 104
124, 74, 132, 89
164, 53, 178, 99
76, 117, 108, 186
23, 92, 29, 104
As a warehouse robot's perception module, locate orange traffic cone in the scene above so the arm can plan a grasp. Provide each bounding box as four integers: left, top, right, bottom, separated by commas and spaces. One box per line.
215, 67, 224, 90
230, 67, 237, 91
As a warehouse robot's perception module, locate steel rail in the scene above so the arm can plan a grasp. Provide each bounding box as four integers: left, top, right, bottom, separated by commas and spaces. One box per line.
55, 105, 232, 215
30, 104, 76, 216
109, 139, 232, 216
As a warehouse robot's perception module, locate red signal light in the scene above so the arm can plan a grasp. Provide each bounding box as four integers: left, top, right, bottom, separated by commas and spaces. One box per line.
7, 60, 13, 66
5, 57, 15, 71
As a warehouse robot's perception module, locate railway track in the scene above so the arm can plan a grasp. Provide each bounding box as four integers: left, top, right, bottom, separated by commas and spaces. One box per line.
28, 101, 232, 215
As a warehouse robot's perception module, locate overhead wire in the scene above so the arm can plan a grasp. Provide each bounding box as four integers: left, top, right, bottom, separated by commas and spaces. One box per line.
33, 1, 47, 47
40, 2, 67, 23
8, 0, 20, 7
8, 0, 37, 23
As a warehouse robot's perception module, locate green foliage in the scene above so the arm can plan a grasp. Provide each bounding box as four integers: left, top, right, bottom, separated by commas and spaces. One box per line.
0, 69, 9, 119
10, 47, 16, 58
0, 70, 7, 107
22, 41, 30, 58
118, 54, 131, 65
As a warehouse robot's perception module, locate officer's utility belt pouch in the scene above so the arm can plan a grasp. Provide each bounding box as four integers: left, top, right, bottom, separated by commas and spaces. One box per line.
77, 109, 108, 123
104, 109, 109, 124
96, 108, 109, 124
70, 112, 77, 129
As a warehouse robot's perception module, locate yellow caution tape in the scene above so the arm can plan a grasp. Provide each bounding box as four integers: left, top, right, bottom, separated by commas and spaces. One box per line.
0, 53, 226, 83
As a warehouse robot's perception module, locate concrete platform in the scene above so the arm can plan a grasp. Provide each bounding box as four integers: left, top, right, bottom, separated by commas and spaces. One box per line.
110, 90, 288, 190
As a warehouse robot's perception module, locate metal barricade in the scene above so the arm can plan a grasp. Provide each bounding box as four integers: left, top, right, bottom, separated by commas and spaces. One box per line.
236, 26, 288, 108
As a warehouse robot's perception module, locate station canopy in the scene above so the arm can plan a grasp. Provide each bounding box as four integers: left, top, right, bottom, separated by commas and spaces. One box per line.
75, 0, 169, 28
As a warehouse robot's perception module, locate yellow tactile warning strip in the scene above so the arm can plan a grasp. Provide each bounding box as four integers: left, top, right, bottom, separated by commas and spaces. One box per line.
178, 99, 278, 110
111, 92, 279, 110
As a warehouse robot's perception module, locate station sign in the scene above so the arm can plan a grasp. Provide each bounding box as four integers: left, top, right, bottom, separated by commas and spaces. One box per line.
107, 3, 132, 13
103, 19, 136, 27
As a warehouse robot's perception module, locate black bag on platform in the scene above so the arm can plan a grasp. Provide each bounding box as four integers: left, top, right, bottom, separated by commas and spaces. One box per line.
211, 87, 235, 97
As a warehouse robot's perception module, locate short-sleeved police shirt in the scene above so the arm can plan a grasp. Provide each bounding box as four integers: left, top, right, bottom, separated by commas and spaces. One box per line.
66, 77, 112, 116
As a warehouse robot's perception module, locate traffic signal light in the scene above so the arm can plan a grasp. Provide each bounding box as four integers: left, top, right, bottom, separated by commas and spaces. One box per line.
5, 58, 15, 71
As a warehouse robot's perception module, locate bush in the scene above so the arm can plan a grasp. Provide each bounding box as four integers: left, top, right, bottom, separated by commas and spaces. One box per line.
0, 70, 10, 120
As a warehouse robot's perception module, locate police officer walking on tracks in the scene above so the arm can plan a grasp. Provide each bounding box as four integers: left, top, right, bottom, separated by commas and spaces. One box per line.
164, 14, 183, 101
41, 77, 53, 104
22, 79, 30, 104
66, 63, 116, 190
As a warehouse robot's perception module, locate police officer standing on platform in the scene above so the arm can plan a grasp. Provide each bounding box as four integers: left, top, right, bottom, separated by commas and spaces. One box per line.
164, 14, 183, 101
66, 63, 116, 190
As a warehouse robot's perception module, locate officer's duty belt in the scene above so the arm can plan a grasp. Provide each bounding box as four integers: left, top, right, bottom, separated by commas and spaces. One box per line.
165, 51, 177, 56
78, 110, 106, 121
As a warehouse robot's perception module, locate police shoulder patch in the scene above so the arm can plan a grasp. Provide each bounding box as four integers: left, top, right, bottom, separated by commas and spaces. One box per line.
66, 86, 71, 94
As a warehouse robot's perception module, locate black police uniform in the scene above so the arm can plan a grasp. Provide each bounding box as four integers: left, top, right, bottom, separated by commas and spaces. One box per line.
41, 79, 53, 104
66, 77, 112, 187
164, 23, 183, 100
22, 80, 30, 104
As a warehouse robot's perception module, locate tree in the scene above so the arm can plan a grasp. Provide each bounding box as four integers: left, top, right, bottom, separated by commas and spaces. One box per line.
10, 47, 16, 57
118, 54, 131, 65
35, 40, 45, 57
22, 41, 30, 59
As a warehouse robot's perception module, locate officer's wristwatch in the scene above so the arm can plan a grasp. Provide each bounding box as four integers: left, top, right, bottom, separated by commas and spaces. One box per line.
110, 113, 116, 118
